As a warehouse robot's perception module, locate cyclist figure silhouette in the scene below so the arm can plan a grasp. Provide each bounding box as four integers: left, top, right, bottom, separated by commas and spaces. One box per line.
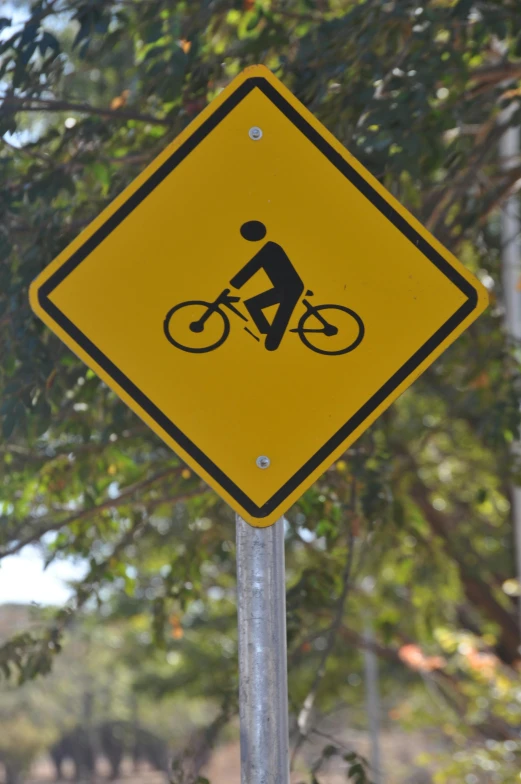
229, 221, 304, 351
163, 222, 365, 356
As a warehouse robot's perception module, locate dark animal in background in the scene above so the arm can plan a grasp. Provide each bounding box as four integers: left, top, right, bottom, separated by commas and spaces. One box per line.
50, 726, 95, 781
131, 724, 169, 774
49, 720, 169, 780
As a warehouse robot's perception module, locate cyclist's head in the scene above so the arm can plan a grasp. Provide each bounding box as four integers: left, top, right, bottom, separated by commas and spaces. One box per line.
240, 221, 267, 242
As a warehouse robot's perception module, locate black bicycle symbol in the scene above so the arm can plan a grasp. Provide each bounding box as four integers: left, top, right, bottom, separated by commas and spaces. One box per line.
163, 288, 365, 356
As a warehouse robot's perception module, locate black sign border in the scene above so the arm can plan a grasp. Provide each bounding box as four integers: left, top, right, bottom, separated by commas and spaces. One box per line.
38, 76, 478, 519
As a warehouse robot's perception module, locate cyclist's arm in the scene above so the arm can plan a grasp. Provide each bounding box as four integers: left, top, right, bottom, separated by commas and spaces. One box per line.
230, 247, 265, 289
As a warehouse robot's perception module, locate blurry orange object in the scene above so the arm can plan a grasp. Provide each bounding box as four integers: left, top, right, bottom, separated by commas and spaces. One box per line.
110, 89, 130, 110
398, 643, 446, 672
170, 614, 184, 639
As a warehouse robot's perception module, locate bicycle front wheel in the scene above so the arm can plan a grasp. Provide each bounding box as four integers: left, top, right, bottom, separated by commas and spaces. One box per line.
297, 304, 364, 356
164, 300, 230, 353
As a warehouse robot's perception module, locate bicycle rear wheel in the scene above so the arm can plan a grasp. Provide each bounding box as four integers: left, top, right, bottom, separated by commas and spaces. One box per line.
297, 304, 364, 355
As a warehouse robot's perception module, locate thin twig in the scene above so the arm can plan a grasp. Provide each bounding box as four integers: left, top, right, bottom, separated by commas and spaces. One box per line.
478, 168, 521, 226
290, 522, 356, 770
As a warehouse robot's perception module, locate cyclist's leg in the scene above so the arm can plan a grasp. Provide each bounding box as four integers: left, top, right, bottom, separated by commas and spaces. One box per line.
243, 288, 280, 335
265, 282, 304, 351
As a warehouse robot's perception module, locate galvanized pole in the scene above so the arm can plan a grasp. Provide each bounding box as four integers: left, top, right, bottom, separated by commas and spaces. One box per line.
236, 515, 290, 784
499, 115, 521, 633
363, 620, 383, 784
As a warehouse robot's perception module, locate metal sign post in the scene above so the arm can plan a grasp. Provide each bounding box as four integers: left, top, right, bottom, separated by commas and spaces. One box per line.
363, 620, 383, 784
236, 515, 290, 784
499, 113, 521, 633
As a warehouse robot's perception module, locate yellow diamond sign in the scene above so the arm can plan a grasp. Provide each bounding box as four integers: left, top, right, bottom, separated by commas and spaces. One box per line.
29, 65, 488, 527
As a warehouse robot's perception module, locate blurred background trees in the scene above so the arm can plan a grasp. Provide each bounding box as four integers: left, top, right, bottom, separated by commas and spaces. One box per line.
2, 0, 521, 782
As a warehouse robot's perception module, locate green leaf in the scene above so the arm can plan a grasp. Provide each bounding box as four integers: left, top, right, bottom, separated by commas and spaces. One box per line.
515, 31, 521, 58
323, 744, 338, 758
90, 162, 111, 193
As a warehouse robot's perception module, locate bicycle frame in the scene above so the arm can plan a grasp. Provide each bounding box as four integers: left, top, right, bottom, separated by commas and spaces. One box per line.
192, 288, 248, 330
191, 290, 339, 339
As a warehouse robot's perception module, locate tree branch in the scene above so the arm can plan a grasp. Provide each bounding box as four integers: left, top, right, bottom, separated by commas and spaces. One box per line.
340, 625, 517, 741
172, 695, 237, 784
0, 466, 186, 558
425, 119, 506, 235
409, 476, 520, 664
0, 96, 170, 126
478, 167, 521, 226
470, 62, 521, 87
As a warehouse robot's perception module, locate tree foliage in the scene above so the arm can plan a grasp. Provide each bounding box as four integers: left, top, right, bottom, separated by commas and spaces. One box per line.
2, 0, 521, 781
